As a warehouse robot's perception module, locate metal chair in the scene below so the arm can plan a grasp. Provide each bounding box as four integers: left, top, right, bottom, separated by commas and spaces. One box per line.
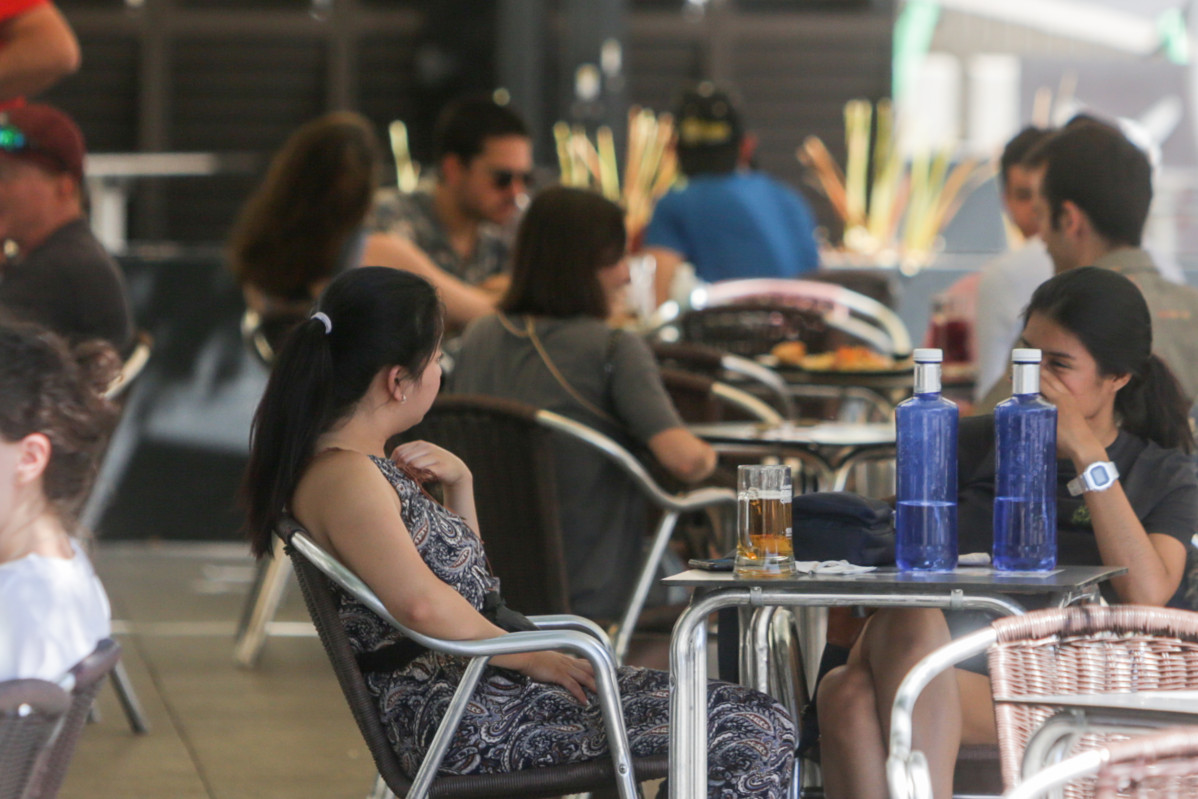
0, 680, 70, 799
25, 638, 123, 799
660, 367, 784, 425
1005, 725, 1198, 799
651, 340, 797, 419
280, 517, 666, 799
403, 394, 738, 663
888, 605, 1198, 799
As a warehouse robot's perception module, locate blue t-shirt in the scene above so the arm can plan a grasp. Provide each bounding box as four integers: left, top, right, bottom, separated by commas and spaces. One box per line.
643, 171, 820, 282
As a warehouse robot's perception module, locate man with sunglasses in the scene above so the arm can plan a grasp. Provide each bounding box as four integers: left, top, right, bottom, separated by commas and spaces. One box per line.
370, 94, 531, 297
0, 103, 133, 355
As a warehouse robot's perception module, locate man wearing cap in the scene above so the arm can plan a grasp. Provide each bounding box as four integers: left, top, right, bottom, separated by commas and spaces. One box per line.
0, 103, 134, 354
643, 82, 820, 304
368, 95, 531, 294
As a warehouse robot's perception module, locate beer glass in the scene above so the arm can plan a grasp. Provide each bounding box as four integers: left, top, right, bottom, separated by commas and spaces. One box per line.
735, 464, 794, 578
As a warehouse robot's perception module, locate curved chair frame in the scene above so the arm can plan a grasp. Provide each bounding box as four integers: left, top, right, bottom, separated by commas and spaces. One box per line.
0, 680, 70, 799
887, 606, 1198, 799
532, 409, 737, 662
692, 277, 913, 358
650, 340, 797, 419
282, 519, 650, 799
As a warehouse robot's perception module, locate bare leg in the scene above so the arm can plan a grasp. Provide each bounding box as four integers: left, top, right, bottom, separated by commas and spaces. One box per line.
819, 608, 961, 799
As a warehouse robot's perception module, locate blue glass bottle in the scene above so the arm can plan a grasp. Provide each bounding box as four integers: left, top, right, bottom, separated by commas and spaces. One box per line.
993, 349, 1058, 571
896, 348, 958, 571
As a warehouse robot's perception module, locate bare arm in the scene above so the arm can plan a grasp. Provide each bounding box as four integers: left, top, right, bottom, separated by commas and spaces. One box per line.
1041, 370, 1187, 605
362, 233, 496, 330
647, 426, 717, 484
0, 3, 80, 102
389, 439, 479, 535
644, 246, 683, 307
293, 451, 595, 701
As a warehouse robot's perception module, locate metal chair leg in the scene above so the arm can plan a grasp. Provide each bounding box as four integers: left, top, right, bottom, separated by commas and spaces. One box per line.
110, 660, 151, 734
233, 535, 293, 667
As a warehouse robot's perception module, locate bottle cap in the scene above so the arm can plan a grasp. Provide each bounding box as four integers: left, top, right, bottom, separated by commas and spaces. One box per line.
1012, 348, 1041, 363
913, 348, 943, 363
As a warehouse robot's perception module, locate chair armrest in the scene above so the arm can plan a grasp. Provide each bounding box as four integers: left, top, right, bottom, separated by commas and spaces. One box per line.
711, 381, 785, 424
719, 353, 797, 419
886, 627, 998, 799
527, 614, 615, 653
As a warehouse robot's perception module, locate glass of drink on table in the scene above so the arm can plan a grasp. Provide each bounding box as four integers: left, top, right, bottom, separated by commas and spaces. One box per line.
735, 464, 794, 578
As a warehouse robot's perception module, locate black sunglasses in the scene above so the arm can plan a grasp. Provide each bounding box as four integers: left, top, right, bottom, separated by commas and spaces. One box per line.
490, 168, 534, 190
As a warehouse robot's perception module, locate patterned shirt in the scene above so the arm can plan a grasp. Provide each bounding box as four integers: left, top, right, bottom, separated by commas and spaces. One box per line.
368, 188, 511, 285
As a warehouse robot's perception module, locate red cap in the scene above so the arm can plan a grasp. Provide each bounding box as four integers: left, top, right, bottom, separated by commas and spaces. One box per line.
0, 104, 85, 182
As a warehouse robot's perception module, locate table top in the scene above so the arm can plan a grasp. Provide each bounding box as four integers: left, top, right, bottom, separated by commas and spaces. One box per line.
689, 420, 896, 447
664, 565, 1125, 596
995, 690, 1198, 714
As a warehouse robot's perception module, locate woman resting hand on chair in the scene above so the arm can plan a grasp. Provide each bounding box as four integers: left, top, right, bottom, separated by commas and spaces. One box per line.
818, 267, 1198, 799
452, 186, 717, 620
241, 266, 793, 796
0, 322, 116, 680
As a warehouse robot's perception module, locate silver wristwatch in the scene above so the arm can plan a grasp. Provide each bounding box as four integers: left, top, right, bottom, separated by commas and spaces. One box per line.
1066, 461, 1119, 496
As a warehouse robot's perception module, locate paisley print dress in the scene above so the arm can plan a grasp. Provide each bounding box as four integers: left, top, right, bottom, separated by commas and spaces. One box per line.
337, 456, 794, 798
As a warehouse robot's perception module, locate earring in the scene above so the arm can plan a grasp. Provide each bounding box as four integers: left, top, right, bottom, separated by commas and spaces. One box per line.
400, 393, 407, 404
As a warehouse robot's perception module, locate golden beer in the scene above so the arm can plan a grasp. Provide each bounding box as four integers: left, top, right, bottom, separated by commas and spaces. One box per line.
735, 466, 794, 577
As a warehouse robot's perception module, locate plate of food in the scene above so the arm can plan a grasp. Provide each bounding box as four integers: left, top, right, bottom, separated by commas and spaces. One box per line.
765, 341, 911, 375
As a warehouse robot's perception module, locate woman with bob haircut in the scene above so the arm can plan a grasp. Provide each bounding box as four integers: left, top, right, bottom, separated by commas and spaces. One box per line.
241, 266, 794, 796
229, 111, 494, 338
0, 322, 116, 680
817, 266, 1198, 799
451, 185, 716, 620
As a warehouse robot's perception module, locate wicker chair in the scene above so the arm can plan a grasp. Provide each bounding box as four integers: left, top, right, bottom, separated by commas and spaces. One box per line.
651, 340, 797, 419
26, 638, 122, 799
888, 606, 1198, 799
1005, 726, 1198, 799
659, 367, 784, 425
0, 680, 70, 799
280, 517, 667, 799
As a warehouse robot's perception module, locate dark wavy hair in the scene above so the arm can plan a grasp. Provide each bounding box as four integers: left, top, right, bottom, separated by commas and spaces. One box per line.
241, 267, 444, 556
1024, 266, 1192, 453
229, 112, 381, 302
500, 186, 626, 319
0, 323, 120, 524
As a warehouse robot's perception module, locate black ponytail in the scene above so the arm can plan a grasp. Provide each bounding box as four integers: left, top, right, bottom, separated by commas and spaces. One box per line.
240, 267, 443, 557
1025, 266, 1193, 453
1114, 355, 1193, 454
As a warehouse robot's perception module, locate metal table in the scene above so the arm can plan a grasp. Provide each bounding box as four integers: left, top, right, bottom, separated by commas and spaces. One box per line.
665, 566, 1125, 798
688, 420, 896, 491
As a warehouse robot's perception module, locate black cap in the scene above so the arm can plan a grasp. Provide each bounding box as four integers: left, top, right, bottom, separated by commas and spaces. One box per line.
675, 82, 741, 148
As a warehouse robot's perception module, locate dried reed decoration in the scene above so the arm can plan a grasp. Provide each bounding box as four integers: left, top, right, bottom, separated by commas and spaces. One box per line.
797, 98, 991, 274
554, 106, 678, 241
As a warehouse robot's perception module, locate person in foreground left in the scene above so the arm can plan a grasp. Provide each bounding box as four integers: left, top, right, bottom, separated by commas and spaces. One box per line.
0, 321, 115, 680
241, 266, 794, 796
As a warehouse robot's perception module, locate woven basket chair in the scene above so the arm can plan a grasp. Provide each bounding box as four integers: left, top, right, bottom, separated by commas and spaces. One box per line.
1005, 725, 1198, 799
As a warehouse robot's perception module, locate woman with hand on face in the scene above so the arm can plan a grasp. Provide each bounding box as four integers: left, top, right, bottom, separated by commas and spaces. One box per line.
0, 323, 117, 681
241, 266, 793, 797
816, 266, 1198, 799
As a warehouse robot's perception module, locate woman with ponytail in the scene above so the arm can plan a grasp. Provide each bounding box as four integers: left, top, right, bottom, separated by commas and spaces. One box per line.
241, 266, 794, 797
817, 267, 1198, 799
0, 322, 118, 680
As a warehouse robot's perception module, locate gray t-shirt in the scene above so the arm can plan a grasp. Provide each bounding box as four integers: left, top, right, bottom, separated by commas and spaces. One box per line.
451, 313, 683, 618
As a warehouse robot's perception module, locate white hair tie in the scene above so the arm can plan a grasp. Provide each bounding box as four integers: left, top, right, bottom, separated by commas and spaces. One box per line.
311, 311, 332, 335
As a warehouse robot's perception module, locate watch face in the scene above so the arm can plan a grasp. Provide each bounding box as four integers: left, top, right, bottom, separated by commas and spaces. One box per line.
1089, 464, 1113, 488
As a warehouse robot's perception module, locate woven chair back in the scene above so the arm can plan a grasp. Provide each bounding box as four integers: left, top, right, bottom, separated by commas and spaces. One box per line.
676, 303, 831, 358
0, 680, 70, 799
395, 394, 570, 617
1094, 726, 1198, 798
988, 605, 1198, 797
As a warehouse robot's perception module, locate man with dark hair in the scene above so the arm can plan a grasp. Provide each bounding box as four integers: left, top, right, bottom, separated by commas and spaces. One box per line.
977, 120, 1198, 407
643, 82, 819, 303
369, 94, 531, 292
0, 103, 133, 354
970, 125, 1054, 399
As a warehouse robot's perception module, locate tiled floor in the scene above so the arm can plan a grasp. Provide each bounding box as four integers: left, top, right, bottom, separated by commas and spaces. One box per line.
59, 542, 669, 799
61, 542, 377, 799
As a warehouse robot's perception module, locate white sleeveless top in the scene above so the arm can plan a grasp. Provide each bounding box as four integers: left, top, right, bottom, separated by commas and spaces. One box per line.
0, 541, 111, 681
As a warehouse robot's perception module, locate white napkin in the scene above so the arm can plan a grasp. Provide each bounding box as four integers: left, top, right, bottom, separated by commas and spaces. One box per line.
793, 560, 877, 575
